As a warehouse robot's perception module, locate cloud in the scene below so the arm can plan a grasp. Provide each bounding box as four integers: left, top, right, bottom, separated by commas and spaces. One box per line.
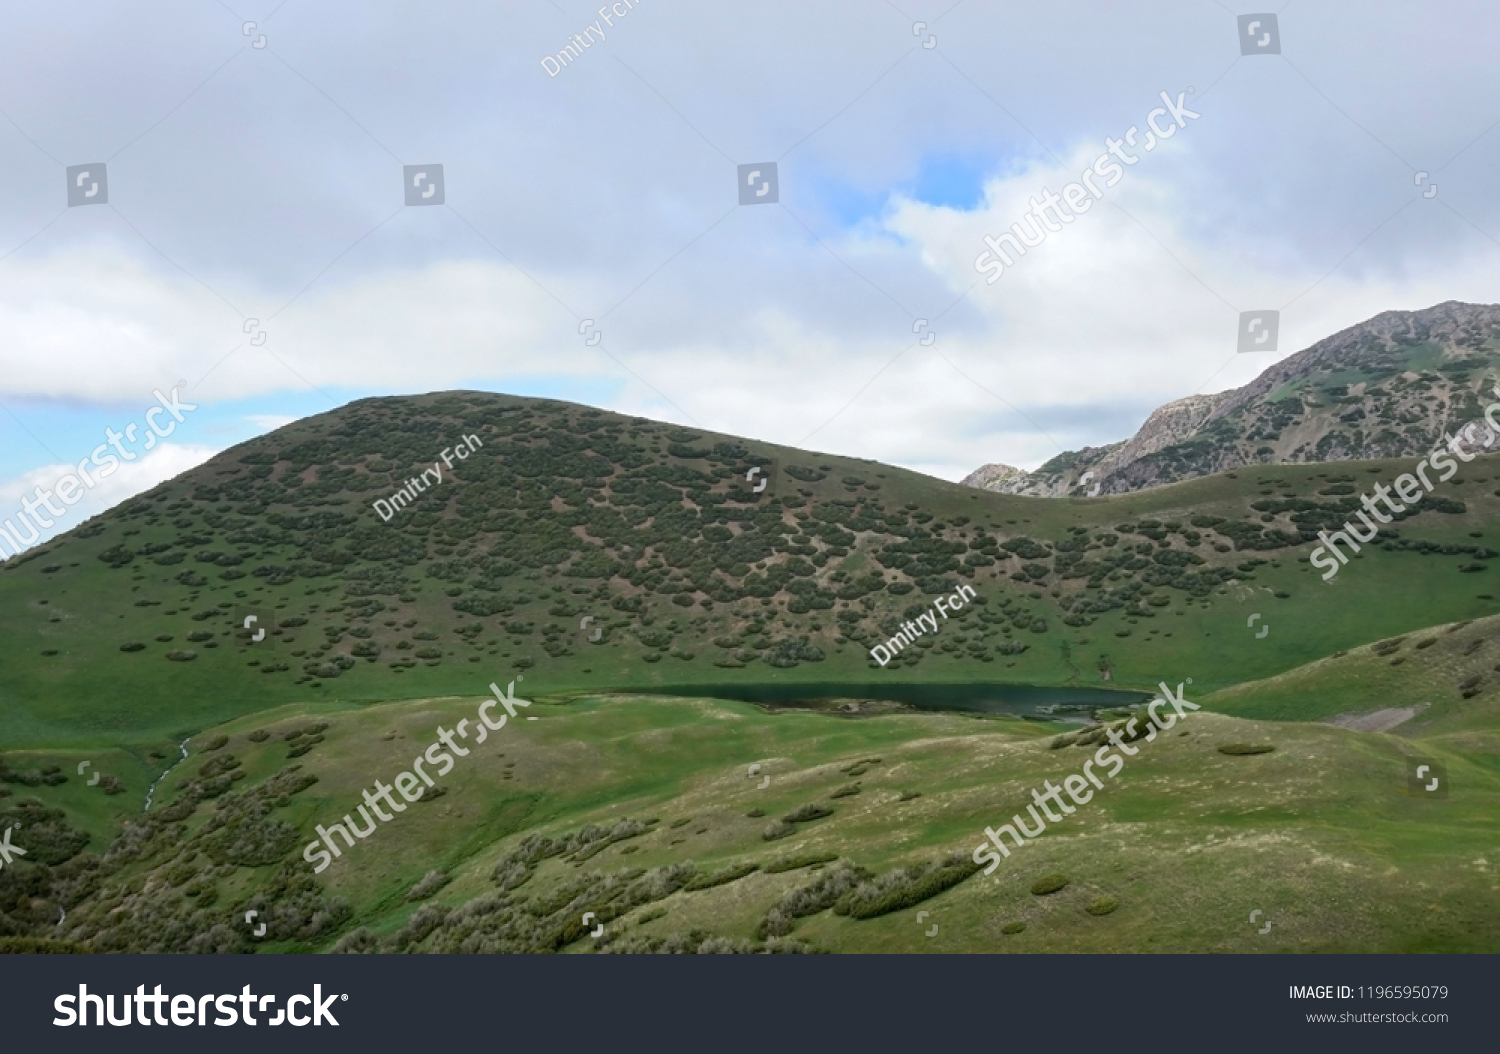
0, 443, 217, 554
4, 2, 1500, 495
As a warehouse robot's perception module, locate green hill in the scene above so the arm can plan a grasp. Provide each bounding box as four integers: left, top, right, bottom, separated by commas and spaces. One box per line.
3, 389, 1499, 953
5, 389, 1500, 751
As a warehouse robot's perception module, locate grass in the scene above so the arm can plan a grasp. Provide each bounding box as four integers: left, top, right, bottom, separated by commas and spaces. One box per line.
4, 392, 1500, 951
6, 389, 1500, 752
9, 678, 1497, 953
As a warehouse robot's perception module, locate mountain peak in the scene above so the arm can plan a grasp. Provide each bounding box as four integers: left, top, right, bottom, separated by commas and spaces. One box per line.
966, 301, 1500, 496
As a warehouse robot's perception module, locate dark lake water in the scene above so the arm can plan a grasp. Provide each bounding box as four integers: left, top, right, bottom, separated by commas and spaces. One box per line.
635, 682, 1150, 720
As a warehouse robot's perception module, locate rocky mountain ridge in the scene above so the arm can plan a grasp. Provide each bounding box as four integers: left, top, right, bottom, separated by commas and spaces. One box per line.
965, 301, 1500, 497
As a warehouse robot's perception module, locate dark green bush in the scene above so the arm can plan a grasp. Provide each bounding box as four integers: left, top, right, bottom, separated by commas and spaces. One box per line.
683, 862, 759, 891
782, 803, 834, 824
1030, 873, 1069, 896
763, 852, 837, 874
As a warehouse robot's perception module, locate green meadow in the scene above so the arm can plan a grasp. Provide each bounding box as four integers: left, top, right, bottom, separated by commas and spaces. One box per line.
2, 392, 1497, 952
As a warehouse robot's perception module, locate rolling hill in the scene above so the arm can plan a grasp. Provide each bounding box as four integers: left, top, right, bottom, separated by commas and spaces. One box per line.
5, 389, 1500, 749
3, 387, 1499, 954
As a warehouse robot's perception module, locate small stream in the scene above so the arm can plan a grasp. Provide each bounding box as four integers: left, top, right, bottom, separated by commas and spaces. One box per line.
142, 737, 191, 813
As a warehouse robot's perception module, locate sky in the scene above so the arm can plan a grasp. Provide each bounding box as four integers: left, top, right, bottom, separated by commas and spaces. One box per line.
4, 0, 1500, 547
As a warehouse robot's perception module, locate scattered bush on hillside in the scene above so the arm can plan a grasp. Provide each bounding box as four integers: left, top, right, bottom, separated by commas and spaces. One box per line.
757, 863, 871, 939
834, 852, 980, 919
782, 803, 834, 824
405, 870, 451, 902
763, 852, 837, 874
683, 862, 760, 891
761, 820, 795, 841
1217, 743, 1275, 755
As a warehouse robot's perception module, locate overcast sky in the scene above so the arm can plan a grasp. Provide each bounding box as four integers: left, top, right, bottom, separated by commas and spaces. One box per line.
4, 0, 1500, 543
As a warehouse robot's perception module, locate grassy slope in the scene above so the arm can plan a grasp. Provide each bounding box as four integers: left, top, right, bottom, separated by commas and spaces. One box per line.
4, 391, 1500, 952
3, 391, 1500, 757
32, 686, 1493, 953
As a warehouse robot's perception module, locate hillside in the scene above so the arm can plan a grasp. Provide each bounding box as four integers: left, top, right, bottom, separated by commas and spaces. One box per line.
965, 300, 1500, 497
4, 389, 1500, 954
6, 390, 1500, 751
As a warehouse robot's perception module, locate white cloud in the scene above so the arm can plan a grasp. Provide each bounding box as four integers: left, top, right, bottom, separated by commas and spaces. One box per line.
0, 443, 217, 554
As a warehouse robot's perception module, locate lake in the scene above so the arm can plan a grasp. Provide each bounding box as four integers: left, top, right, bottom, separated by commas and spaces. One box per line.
633, 681, 1150, 721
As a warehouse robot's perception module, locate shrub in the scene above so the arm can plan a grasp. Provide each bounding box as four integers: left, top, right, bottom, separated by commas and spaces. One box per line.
203, 734, 229, 752
1085, 896, 1119, 916
119, 642, 145, 652
683, 862, 760, 891
198, 754, 241, 779
761, 820, 795, 841
835, 851, 979, 919
331, 929, 384, 954
166, 650, 197, 662
1217, 743, 1275, 755
828, 783, 861, 799
897, 790, 921, 801
1001, 921, 1026, 934
764, 852, 837, 873
782, 803, 834, 824
1030, 873, 1069, 896
406, 870, 451, 902
199, 814, 300, 867
756, 863, 871, 939
745, 807, 765, 818
247, 730, 269, 742
0, 937, 94, 954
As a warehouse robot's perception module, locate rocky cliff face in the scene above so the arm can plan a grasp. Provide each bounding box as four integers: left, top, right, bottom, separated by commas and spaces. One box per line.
958, 462, 1028, 491
964, 301, 1500, 497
